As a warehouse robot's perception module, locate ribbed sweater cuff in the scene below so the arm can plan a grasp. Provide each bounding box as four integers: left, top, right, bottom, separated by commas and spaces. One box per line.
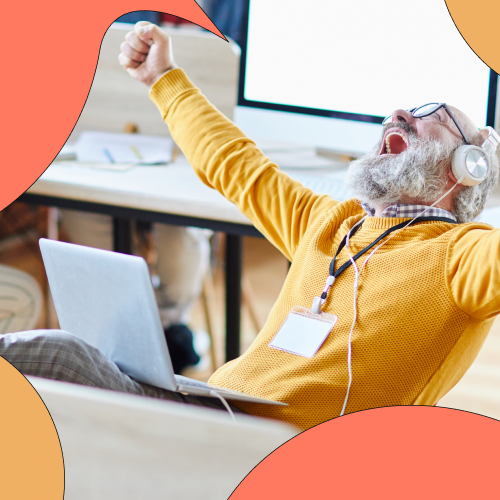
149, 68, 198, 118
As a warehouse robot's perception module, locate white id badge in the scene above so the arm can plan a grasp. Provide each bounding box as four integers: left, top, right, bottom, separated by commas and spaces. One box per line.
269, 306, 338, 358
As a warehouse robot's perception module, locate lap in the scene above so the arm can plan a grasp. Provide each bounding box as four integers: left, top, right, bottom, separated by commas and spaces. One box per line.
0, 330, 243, 414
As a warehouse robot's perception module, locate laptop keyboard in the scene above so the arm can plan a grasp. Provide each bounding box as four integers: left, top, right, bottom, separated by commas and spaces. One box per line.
174, 375, 286, 405
175, 375, 211, 389
175, 375, 251, 396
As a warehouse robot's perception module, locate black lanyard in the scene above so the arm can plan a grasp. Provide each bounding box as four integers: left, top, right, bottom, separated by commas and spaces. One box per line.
320, 216, 458, 301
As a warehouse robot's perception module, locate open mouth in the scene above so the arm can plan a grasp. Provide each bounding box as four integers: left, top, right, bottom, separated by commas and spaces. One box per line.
379, 128, 410, 155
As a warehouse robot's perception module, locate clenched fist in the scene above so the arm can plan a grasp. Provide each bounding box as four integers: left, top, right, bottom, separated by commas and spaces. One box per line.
119, 21, 176, 87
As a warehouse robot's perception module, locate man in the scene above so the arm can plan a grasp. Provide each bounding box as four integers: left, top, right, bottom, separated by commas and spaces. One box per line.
1, 22, 499, 431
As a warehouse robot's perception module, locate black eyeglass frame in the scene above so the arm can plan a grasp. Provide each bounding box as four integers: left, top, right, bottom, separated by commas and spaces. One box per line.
383, 103, 470, 145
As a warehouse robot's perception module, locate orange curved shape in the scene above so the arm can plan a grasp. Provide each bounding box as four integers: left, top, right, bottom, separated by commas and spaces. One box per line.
230, 406, 500, 498
2, 1, 224, 212
0, 358, 64, 499
445, 0, 500, 74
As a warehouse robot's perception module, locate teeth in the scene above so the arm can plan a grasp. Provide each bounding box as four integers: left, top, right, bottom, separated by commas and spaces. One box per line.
385, 131, 408, 154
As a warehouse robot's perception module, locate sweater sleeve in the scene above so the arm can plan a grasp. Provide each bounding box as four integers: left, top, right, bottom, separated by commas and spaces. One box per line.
447, 224, 500, 320
149, 69, 339, 261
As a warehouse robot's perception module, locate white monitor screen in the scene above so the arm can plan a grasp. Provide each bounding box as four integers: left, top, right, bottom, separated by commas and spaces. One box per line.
241, 0, 494, 128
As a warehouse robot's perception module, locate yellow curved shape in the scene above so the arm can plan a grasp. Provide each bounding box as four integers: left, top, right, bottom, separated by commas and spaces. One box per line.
446, 0, 500, 74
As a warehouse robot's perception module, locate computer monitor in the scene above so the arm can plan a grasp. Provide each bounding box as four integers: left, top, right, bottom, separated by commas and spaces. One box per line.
234, 0, 498, 156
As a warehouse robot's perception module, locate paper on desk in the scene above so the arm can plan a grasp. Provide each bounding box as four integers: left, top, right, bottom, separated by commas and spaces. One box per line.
55, 161, 135, 171
75, 131, 174, 165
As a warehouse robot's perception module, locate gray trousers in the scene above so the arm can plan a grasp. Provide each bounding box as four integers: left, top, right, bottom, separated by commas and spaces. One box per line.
0, 330, 243, 414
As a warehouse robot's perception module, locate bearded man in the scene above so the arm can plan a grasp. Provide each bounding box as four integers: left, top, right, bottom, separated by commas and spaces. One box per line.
1, 23, 499, 431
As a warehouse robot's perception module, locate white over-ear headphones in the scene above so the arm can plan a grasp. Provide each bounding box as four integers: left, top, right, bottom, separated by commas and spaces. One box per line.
452, 126, 500, 186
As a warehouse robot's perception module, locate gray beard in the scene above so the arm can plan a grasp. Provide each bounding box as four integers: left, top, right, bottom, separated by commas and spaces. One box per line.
345, 133, 456, 209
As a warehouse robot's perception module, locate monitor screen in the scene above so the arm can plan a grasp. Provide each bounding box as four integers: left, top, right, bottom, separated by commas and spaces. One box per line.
235, 0, 497, 154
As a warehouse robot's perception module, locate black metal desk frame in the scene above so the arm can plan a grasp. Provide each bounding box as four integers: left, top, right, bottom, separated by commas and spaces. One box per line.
20, 193, 263, 362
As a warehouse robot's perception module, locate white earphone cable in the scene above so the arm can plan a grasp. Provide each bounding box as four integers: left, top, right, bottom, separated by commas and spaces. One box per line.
339, 216, 366, 416
209, 390, 236, 421
339, 177, 463, 416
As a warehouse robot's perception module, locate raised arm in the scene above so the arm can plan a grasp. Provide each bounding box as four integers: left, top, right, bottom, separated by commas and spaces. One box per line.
119, 23, 339, 260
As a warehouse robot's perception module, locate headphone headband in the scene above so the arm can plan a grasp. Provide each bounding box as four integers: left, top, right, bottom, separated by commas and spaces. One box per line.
481, 126, 500, 155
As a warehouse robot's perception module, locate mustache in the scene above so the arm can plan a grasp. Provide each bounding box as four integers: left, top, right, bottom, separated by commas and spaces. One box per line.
382, 121, 417, 138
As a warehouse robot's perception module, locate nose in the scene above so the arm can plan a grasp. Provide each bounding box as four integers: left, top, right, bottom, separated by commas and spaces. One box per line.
391, 109, 415, 125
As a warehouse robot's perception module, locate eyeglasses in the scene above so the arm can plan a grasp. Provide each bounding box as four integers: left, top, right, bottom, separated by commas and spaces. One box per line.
382, 103, 470, 145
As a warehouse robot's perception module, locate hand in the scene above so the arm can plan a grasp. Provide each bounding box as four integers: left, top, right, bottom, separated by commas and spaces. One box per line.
119, 21, 176, 87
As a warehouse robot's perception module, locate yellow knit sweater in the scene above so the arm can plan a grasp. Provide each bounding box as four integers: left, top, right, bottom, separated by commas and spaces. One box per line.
150, 69, 500, 430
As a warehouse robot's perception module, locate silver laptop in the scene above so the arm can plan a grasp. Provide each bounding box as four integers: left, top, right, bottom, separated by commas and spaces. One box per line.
39, 238, 285, 406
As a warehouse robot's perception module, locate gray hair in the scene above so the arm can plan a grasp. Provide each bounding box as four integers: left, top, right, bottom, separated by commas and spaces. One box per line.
345, 123, 499, 223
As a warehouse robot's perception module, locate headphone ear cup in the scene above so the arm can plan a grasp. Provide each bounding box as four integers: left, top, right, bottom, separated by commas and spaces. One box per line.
452, 145, 489, 186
